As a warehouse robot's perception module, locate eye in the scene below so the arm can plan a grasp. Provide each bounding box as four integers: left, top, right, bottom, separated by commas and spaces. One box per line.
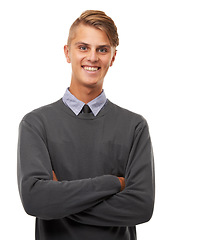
79, 46, 88, 51
98, 48, 108, 53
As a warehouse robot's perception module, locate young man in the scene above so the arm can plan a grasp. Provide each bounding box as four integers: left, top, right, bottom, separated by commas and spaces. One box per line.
17, 10, 155, 240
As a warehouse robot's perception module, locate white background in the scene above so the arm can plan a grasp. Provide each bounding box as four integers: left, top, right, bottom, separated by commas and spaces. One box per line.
1, 0, 199, 239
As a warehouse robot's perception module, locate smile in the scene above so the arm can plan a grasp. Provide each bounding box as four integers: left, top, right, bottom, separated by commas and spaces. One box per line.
82, 66, 101, 72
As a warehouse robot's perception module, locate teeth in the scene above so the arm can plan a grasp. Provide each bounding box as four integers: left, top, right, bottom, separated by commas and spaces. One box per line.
83, 66, 99, 71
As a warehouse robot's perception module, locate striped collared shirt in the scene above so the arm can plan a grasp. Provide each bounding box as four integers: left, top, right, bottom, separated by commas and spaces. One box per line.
62, 88, 107, 116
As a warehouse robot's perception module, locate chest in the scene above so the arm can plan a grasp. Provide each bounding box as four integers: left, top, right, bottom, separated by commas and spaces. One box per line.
46, 118, 133, 180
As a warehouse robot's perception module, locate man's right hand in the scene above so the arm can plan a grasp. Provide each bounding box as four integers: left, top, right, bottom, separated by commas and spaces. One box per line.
118, 177, 125, 191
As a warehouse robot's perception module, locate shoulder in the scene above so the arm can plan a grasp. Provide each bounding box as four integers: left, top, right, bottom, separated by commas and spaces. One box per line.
21, 99, 62, 127
107, 101, 150, 139
108, 100, 147, 125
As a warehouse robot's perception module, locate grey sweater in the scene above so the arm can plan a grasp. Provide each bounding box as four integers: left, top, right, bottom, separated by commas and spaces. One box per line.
17, 99, 155, 240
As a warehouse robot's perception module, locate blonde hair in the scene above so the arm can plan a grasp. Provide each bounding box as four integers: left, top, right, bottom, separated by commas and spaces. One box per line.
67, 10, 119, 48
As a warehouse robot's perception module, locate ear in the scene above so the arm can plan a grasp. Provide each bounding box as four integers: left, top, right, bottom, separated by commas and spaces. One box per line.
64, 45, 71, 63
110, 49, 117, 67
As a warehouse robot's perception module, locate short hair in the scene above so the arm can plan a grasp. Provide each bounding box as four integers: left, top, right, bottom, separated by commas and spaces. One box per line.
67, 10, 119, 48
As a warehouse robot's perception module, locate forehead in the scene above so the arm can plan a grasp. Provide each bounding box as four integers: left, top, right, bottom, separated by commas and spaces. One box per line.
71, 24, 111, 47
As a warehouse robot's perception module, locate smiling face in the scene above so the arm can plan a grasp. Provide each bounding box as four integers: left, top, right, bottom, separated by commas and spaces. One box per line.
64, 24, 116, 90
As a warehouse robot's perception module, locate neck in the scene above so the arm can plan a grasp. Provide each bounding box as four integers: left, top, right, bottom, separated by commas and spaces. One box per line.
69, 82, 103, 104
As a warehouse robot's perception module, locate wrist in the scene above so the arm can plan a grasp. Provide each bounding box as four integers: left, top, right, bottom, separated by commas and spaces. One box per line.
118, 177, 125, 191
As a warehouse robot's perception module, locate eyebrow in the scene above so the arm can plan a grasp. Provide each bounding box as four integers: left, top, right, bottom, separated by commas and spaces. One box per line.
74, 42, 111, 49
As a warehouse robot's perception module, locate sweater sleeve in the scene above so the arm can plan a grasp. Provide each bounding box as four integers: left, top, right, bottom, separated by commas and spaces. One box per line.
68, 119, 155, 227
17, 119, 121, 220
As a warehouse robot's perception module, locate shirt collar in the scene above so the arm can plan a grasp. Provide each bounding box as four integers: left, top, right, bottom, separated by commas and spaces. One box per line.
62, 88, 107, 116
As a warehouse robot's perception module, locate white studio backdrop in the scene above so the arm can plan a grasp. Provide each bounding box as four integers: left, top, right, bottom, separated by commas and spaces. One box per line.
0, 0, 199, 239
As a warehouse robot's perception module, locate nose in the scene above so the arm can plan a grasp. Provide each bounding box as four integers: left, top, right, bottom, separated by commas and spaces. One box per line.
87, 49, 99, 62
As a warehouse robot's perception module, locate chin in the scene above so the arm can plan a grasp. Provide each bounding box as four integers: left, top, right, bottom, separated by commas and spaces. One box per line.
82, 79, 103, 88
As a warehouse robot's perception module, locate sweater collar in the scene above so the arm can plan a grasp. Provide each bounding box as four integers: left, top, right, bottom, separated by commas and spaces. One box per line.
62, 88, 107, 116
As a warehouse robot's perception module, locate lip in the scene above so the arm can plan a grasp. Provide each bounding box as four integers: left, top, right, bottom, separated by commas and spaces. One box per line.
81, 65, 101, 73
82, 65, 101, 69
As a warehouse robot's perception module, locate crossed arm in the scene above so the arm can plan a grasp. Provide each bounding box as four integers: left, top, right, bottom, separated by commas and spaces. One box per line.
53, 171, 125, 191
17, 118, 154, 226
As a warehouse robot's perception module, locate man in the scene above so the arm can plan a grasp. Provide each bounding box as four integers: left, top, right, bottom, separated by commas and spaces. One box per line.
17, 10, 155, 240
